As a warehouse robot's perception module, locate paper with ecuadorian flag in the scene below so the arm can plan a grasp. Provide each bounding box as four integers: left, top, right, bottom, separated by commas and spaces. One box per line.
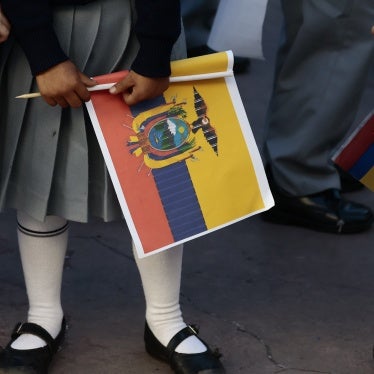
333, 110, 374, 192
86, 51, 274, 257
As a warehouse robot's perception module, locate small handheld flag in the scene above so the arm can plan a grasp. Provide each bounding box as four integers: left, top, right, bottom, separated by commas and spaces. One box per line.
333, 111, 374, 192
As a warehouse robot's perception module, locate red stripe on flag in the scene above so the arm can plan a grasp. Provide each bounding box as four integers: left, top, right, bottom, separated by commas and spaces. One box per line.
335, 114, 374, 171
90, 83, 174, 253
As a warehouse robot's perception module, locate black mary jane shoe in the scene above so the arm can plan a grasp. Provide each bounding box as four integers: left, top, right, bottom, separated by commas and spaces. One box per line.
0, 319, 66, 374
144, 323, 226, 374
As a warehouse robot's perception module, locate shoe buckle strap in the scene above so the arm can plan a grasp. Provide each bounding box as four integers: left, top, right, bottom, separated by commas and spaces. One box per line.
166, 325, 199, 360
188, 324, 199, 335
11, 322, 23, 339
11, 322, 56, 354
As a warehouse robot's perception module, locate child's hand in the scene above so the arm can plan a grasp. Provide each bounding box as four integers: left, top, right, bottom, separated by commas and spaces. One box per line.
371, 25, 374, 35
36, 60, 97, 108
0, 6, 10, 43
110, 70, 169, 106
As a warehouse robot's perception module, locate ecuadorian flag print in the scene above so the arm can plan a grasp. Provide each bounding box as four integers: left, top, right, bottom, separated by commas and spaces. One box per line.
334, 111, 374, 192
86, 52, 274, 257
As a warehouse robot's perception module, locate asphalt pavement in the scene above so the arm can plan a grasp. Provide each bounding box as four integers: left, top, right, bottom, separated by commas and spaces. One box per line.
1, 1, 374, 373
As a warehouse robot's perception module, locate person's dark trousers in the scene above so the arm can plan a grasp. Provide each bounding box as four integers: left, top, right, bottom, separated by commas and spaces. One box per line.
262, 0, 374, 233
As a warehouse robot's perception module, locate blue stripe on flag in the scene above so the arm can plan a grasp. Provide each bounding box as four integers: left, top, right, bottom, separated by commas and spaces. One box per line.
348, 144, 374, 180
152, 162, 207, 241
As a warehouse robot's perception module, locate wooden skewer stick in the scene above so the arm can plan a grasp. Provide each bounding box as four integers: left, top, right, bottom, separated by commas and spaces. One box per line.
15, 92, 44, 99
15, 70, 234, 99
15, 83, 116, 99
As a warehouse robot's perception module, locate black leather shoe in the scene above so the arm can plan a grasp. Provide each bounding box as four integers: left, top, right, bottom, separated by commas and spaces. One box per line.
262, 174, 373, 233
0, 319, 66, 374
144, 323, 226, 374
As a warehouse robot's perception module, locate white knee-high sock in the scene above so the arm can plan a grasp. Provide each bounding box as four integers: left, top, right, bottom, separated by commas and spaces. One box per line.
133, 242, 206, 354
11, 211, 68, 350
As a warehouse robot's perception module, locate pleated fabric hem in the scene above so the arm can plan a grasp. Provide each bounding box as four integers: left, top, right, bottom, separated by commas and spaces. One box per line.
0, 0, 187, 224
0, 0, 134, 223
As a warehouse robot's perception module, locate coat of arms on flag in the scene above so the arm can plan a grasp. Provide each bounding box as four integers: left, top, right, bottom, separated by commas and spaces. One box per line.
86, 51, 274, 257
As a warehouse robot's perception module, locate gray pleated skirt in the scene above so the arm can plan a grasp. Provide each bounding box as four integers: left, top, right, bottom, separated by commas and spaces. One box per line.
0, 0, 186, 223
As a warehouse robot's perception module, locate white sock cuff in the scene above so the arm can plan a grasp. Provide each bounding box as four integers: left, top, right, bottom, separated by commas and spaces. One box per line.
17, 211, 68, 237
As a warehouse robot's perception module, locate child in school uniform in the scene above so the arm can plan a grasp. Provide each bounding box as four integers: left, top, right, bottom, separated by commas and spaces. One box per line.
0, 1, 225, 373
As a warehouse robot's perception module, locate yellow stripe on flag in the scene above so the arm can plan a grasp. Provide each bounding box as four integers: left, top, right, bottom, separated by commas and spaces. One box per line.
170, 52, 229, 77
360, 167, 374, 192
165, 78, 264, 229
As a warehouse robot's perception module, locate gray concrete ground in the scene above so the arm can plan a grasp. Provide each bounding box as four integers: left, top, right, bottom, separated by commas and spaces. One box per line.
1, 1, 374, 373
